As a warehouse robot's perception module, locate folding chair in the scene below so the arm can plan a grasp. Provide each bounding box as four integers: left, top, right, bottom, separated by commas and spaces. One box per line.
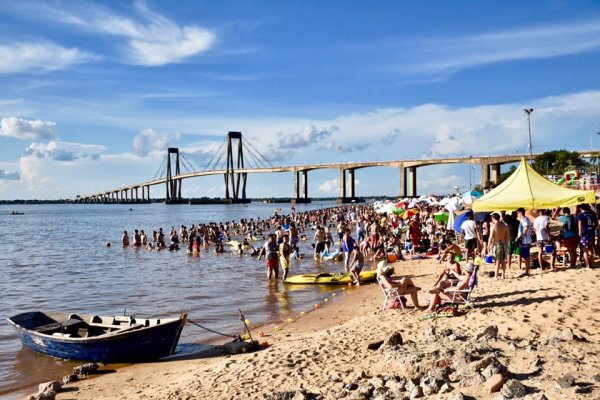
443, 265, 479, 309
377, 274, 405, 311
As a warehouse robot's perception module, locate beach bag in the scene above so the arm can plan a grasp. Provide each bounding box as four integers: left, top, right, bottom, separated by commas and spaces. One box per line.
391, 296, 407, 309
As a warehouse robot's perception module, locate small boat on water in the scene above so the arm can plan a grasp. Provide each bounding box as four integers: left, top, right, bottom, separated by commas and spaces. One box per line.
284, 270, 377, 285
7, 311, 187, 362
10, 211, 24, 215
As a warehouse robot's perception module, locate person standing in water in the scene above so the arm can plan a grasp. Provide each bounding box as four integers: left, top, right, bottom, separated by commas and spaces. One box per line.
279, 234, 292, 281
258, 234, 280, 279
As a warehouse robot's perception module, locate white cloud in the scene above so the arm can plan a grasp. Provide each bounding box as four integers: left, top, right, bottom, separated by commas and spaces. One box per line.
132, 129, 181, 157
318, 178, 339, 193
0, 169, 20, 180
278, 124, 338, 148
390, 19, 600, 76
25, 141, 106, 161
0, 117, 58, 140
49, 1, 215, 66
0, 42, 92, 74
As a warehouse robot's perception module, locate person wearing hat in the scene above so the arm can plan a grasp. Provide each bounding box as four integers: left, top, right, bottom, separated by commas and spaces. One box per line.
377, 260, 421, 308
425, 262, 474, 312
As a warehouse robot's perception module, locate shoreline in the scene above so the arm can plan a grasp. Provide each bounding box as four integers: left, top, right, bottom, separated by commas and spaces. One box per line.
33, 258, 600, 399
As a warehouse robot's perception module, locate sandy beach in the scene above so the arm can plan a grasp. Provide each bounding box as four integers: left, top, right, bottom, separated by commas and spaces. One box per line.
41, 255, 600, 400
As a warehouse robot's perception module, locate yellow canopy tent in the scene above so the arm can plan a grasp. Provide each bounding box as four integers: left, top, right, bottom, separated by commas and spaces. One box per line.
472, 159, 596, 212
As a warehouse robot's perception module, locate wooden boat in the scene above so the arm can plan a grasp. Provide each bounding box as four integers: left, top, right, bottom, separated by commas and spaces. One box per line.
7, 311, 187, 362
284, 270, 377, 285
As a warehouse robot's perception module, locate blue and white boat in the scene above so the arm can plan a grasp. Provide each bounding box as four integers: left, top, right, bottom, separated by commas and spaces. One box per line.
7, 311, 187, 362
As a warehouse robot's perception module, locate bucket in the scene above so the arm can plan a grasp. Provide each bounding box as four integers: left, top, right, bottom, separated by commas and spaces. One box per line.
485, 255, 494, 264
387, 254, 397, 263
545, 244, 554, 254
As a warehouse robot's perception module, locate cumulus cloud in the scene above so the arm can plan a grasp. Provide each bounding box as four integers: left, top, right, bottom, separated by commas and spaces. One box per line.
0, 117, 58, 140
0, 41, 92, 74
0, 169, 20, 180
318, 178, 339, 193
278, 124, 338, 149
49, 1, 215, 66
132, 129, 181, 157
25, 141, 106, 161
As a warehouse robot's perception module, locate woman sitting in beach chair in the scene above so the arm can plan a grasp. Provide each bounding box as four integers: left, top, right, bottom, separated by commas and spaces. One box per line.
425, 262, 474, 312
376, 262, 421, 309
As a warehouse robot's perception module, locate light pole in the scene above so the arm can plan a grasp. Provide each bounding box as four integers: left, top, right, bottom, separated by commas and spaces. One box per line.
524, 108, 534, 162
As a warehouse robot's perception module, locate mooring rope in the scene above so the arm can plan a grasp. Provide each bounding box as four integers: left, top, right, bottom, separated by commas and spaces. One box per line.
186, 319, 240, 339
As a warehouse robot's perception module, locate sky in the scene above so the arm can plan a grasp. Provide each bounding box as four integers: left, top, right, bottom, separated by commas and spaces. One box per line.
0, 0, 599, 200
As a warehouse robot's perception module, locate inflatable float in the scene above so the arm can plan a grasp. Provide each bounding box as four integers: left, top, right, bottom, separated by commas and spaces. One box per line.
284, 271, 377, 285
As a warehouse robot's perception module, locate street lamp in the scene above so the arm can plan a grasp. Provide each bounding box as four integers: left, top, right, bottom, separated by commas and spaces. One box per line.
523, 108, 534, 162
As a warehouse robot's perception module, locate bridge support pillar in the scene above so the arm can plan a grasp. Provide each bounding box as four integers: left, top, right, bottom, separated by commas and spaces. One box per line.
481, 163, 490, 188
399, 165, 407, 198
491, 164, 500, 185
349, 169, 356, 199
293, 170, 311, 203
408, 166, 417, 197
339, 168, 346, 200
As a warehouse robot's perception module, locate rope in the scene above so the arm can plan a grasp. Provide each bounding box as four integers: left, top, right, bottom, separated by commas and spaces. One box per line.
187, 318, 240, 339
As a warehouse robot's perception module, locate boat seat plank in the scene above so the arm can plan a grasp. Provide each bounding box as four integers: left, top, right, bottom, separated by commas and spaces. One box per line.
88, 322, 143, 330
35, 318, 82, 333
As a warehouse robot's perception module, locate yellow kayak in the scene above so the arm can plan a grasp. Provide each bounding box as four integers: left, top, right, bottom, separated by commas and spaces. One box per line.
284, 270, 377, 285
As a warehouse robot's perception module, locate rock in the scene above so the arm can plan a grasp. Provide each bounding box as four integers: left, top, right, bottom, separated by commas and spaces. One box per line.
544, 328, 575, 344
594, 374, 600, 382
500, 379, 527, 398
62, 374, 79, 385
423, 325, 436, 339
38, 381, 61, 394
419, 375, 440, 395
481, 362, 503, 379
471, 355, 495, 371
556, 373, 575, 389
573, 385, 592, 394
439, 382, 453, 394
483, 373, 505, 393
345, 382, 359, 391
368, 377, 385, 388
29, 392, 56, 400
475, 325, 498, 341
73, 362, 99, 376
385, 332, 404, 347
409, 385, 423, 399
329, 374, 343, 383
404, 378, 418, 393
367, 340, 384, 351
449, 393, 465, 400
384, 377, 406, 395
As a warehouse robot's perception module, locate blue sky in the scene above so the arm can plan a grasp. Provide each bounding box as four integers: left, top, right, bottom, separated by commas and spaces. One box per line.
1, 0, 599, 200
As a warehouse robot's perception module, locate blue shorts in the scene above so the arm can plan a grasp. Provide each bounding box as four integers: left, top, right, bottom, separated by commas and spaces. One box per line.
519, 244, 531, 259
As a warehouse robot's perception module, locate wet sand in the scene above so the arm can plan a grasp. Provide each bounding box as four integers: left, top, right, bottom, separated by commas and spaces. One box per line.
43, 256, 600, 399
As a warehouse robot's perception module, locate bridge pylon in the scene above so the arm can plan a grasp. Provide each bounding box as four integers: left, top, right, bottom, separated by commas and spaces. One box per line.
224, 131, 249, 203
166, 147, 183, 203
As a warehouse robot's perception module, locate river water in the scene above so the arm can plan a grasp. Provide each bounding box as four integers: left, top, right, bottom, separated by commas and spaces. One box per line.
0, 201, 348, 398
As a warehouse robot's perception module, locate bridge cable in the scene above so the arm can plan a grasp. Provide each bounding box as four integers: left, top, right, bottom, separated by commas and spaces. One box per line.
152, 156, 167, 181
180, 153, 200, 174
244, 138, 273, 167
243, 143, 270, 168
242, 146, 264, 169
202, 141, 227, 171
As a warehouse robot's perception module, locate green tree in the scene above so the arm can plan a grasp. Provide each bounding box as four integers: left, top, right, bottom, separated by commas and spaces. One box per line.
532, 150, 587, 175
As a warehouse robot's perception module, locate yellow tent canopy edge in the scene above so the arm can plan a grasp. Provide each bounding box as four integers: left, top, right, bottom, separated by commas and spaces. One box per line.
472, 159, 596, 212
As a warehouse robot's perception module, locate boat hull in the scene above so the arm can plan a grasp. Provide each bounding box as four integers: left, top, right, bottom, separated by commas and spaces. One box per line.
7, 312, 187, 362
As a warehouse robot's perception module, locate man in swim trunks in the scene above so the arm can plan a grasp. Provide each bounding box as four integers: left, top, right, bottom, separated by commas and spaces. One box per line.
460, 213, 479, 263
488, 213, 509, 279
313, 226, 326, 260
578, 203, 598, 268
258, 234, 280, 279
279, 234, 291, 281
349, 247, 365, 286
533, 209, 556, 271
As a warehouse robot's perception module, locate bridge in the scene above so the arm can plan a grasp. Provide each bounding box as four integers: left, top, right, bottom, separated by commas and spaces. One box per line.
74, 132, 593, 204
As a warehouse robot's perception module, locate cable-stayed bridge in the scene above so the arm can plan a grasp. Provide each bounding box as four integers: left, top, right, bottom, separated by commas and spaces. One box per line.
73, 132, 593, 204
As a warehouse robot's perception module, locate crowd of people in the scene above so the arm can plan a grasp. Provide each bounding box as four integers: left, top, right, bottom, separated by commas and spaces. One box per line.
117, 199, 599, 306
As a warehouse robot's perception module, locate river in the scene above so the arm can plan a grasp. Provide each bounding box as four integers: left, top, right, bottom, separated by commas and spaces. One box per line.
0, 201, 350, 398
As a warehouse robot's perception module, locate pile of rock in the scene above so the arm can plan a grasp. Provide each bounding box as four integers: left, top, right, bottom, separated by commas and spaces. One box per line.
27, 362, 100, 400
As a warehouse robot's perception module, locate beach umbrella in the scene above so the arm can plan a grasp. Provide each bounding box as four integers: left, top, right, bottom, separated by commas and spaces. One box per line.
462, 190, 483, 199
400, 209, 419, 220
433, 211, 449, 224
452, 211, 491, 233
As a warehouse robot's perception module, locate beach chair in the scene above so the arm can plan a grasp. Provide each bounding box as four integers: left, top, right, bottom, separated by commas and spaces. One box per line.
443, 265, 479, 309
377, 274, 405, 311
